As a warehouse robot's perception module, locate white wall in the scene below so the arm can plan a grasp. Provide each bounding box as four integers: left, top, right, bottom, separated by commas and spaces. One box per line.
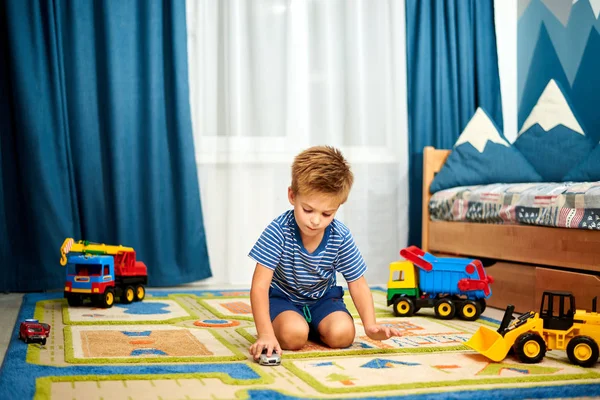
495, 0, 518, 142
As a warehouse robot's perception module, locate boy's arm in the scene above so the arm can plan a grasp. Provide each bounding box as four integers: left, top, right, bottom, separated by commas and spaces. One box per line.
347, 276, 377, 327
249, 263, 281, 358
348, 276, 401, 340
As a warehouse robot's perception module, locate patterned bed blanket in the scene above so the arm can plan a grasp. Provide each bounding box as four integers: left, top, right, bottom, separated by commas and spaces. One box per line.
429, 181, 600, 229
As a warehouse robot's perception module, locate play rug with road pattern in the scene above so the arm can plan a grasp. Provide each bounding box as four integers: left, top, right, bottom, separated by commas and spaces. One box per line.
1, 288, 600, 399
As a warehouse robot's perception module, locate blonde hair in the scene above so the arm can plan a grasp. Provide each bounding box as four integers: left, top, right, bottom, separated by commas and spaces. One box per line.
291, 146, 354, 204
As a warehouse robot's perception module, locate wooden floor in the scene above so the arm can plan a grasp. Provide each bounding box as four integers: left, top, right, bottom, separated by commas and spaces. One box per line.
0, 292, 23, 366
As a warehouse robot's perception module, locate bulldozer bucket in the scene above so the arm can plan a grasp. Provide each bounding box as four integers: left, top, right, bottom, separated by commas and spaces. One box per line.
465, 326, 512, 362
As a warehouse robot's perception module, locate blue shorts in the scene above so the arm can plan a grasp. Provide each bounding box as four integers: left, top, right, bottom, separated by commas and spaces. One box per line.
269, 285, 351, 335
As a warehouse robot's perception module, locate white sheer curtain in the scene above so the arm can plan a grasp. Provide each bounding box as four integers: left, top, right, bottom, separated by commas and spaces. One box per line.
186, 0, 409, 286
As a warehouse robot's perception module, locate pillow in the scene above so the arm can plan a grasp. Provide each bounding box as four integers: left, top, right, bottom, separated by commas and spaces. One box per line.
430, 108, 542, 193
514, 80, 595, 181
563, 143, 600, 182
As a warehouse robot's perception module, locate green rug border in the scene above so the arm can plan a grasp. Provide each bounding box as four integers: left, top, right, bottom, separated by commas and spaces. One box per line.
61, 325, 246, 364
24, 300, 55, 364
196, 297, 255, 322
61, 295, 199, 326
33, 361, 600, 400
432, 315, 499, 332
26, 290, 501, 367
236, 326, 471, 358
283, 359, 600, 395
196, 292, 391, 322
34, 362, 275, 400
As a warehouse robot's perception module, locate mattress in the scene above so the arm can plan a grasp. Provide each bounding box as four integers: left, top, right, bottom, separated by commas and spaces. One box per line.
429, 181, 600, 229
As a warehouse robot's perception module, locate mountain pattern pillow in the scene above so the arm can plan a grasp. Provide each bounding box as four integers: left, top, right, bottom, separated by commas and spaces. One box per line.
430, 108, 542, 193
563, 143, 600, 182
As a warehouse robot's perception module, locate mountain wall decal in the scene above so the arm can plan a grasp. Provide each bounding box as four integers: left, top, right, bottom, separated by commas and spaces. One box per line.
518, 23, 571, 130
518, 0, 567, 99
571, 27, 600, 143
516, 80, 595, 181
519, 80, 583, 135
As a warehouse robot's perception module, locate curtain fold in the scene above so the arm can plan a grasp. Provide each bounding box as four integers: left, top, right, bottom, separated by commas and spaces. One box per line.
405, 0, 503, 247
0, 0, 211, 291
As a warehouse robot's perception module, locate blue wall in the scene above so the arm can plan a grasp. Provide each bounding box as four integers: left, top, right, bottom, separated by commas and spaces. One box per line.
519, 0, 600, 143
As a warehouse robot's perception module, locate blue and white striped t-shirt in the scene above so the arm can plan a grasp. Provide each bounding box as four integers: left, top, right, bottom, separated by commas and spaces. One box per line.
248, 210, 367, 304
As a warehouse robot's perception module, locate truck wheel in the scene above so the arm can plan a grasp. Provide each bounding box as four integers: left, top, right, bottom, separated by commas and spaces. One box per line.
567, 336, 599, 367
122, 286, 135, 304
515, 332, 546, 363
459, 301, 481, 321
393, 297, 414, 317
135, 285, 145, 301
101, 288, 115, 308
67, 296, 83, 307
41, 338, 46, 346
478, 299, 487, 314
434, 299, 456, 320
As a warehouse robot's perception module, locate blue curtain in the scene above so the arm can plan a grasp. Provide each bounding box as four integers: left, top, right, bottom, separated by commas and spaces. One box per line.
0, 0, 211, 291
405, 0, 503, 247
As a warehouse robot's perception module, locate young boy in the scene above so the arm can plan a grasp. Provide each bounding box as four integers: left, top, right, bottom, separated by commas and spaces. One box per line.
248, 145, 401, 360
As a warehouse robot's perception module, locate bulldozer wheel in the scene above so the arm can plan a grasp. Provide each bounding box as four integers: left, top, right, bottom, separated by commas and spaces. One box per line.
567, 336, 599, 367
434, 299, 456, 320
393, 297, 414, 317
515, 332, 546, 364
459, 300, 481, 321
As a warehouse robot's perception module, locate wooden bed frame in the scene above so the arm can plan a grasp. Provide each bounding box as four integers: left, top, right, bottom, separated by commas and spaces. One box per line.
421, 146, 600, 312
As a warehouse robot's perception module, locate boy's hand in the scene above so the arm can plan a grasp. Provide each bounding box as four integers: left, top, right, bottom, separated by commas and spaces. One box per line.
364, 324, 402, 341
249, 334, 282, 360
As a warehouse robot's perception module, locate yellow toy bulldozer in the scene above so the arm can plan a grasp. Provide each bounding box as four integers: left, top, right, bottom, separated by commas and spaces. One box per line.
465, 291, 600, 367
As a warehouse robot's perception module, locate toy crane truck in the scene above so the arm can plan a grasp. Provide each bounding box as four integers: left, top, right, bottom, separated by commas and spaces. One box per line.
466, 291, 600, 367
60, 238, 148, 308
387, 246, 494, 321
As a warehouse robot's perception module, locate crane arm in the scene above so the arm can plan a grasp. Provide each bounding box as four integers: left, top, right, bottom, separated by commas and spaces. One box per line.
60, 238, 134, 266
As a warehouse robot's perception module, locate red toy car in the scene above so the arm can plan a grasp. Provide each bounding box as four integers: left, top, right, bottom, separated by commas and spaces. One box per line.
19, 319, 51, 345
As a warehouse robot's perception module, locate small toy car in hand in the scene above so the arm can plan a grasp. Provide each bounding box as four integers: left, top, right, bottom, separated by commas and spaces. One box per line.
19, 319, 51, 345
258, 348, 281, 366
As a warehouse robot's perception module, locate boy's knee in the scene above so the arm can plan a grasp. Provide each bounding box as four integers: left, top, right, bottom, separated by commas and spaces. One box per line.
319, 317, 355, 348
277, 325, 309, 350
321, 330, 355, 349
